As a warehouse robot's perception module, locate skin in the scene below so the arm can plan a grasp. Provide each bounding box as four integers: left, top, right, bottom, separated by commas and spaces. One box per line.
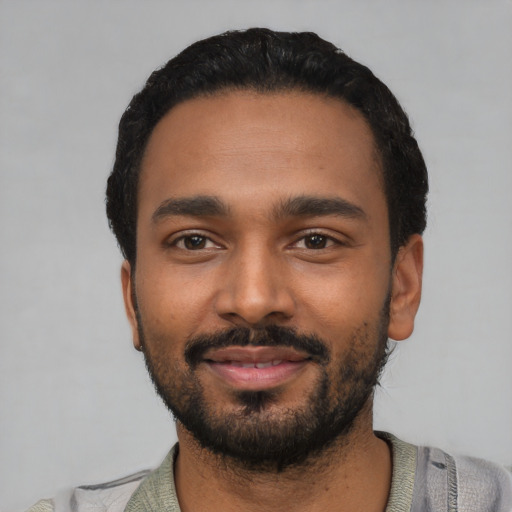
121, 90, 423, 512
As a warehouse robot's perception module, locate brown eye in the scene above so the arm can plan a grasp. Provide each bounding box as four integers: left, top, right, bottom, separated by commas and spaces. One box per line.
304, 234, 328, 249
183, 235, 207, 250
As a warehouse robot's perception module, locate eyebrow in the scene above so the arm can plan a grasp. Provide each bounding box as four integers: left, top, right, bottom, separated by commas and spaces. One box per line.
151, 194, 366, 224
273, 195, 367, 221
151, 195, 229, 223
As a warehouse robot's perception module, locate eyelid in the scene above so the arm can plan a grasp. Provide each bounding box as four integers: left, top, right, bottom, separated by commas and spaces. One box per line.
164, 230, 223, 249
291, 229, 347, 248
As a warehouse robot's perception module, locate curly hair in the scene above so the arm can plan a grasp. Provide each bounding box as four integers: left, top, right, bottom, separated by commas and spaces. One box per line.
106, 28, 428, 264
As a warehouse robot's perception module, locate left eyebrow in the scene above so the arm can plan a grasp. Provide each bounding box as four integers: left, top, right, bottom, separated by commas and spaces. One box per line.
151, 195, 229, 223
272, 195, 367, 221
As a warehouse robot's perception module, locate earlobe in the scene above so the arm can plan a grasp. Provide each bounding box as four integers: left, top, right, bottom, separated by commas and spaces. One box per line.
387, 234, 423, 341
121, 260, 142, 351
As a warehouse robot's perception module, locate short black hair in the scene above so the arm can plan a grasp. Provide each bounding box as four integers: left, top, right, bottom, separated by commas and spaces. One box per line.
106, 28, 428, 264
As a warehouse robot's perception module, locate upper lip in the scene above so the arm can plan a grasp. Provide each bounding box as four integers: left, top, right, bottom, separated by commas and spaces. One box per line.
204, 346, 311, 364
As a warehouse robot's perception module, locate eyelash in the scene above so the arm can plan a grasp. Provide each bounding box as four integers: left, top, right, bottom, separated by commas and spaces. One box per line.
169, 232, 220, 251
167, 230, 343, 251
292, 232, 340, 250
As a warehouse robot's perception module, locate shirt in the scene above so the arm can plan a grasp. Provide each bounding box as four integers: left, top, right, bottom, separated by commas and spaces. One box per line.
26, 432, 512, 512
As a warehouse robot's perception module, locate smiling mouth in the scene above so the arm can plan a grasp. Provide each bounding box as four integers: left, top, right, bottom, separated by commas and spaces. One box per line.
202, 346, 311, 390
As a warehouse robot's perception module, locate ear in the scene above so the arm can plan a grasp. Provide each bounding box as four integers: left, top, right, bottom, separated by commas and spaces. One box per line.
388, 234, 423, 341
121, 260, 142, 351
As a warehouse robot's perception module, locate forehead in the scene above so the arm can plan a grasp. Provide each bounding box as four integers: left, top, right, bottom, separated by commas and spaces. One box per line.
139, 90, 385, 221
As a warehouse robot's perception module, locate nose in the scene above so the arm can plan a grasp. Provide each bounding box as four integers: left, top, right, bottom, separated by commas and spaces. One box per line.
214, 244, 296, 327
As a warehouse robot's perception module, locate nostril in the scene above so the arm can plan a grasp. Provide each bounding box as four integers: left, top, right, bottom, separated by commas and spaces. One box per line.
217, 310, 294, 330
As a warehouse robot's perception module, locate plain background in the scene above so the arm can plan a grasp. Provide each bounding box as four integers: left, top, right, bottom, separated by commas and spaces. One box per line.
1, 1, 511, 510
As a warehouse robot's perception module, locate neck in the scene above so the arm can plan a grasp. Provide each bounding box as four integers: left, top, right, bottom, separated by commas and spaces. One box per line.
173, 401, 392, 512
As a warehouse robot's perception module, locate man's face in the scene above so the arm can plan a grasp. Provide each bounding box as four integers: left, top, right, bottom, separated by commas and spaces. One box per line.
122, 91, 420, 469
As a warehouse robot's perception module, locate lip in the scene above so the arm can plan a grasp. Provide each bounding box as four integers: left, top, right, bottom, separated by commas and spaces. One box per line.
203, 346, 311, 391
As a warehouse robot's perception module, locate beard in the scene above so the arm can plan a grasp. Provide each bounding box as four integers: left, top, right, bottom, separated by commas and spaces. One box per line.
138, 300, 390, 472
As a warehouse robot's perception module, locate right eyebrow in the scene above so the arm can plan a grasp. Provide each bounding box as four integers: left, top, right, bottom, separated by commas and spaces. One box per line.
272, 195, 367, 222
151, 195, 229, 223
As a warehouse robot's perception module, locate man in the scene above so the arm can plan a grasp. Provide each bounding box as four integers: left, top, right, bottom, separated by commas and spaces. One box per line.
29, 28, 511, 512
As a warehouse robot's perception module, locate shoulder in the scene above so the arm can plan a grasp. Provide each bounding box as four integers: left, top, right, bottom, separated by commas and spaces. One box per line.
415, 444, 512, 511
24, 446, 179, 512
452, 454, 512, 511
25, 470, 150, 512
379, 432, 512, 512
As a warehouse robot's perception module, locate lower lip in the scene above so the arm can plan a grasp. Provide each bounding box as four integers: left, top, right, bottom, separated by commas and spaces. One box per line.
205, 360, 309, 391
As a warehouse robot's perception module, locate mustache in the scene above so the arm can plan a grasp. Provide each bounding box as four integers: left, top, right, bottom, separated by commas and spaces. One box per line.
185, 325, 330, 368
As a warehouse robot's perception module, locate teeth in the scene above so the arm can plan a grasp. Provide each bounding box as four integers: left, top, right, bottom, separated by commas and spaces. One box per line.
228, 360, 283, 368
255, 361, 272, 369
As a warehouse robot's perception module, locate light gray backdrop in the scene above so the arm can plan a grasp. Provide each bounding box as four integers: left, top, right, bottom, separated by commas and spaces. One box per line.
1, 1, 511, 510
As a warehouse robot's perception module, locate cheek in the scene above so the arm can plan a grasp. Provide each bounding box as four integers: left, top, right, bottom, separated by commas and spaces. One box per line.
294, 260, 390, 330
134, 265, 212, 344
